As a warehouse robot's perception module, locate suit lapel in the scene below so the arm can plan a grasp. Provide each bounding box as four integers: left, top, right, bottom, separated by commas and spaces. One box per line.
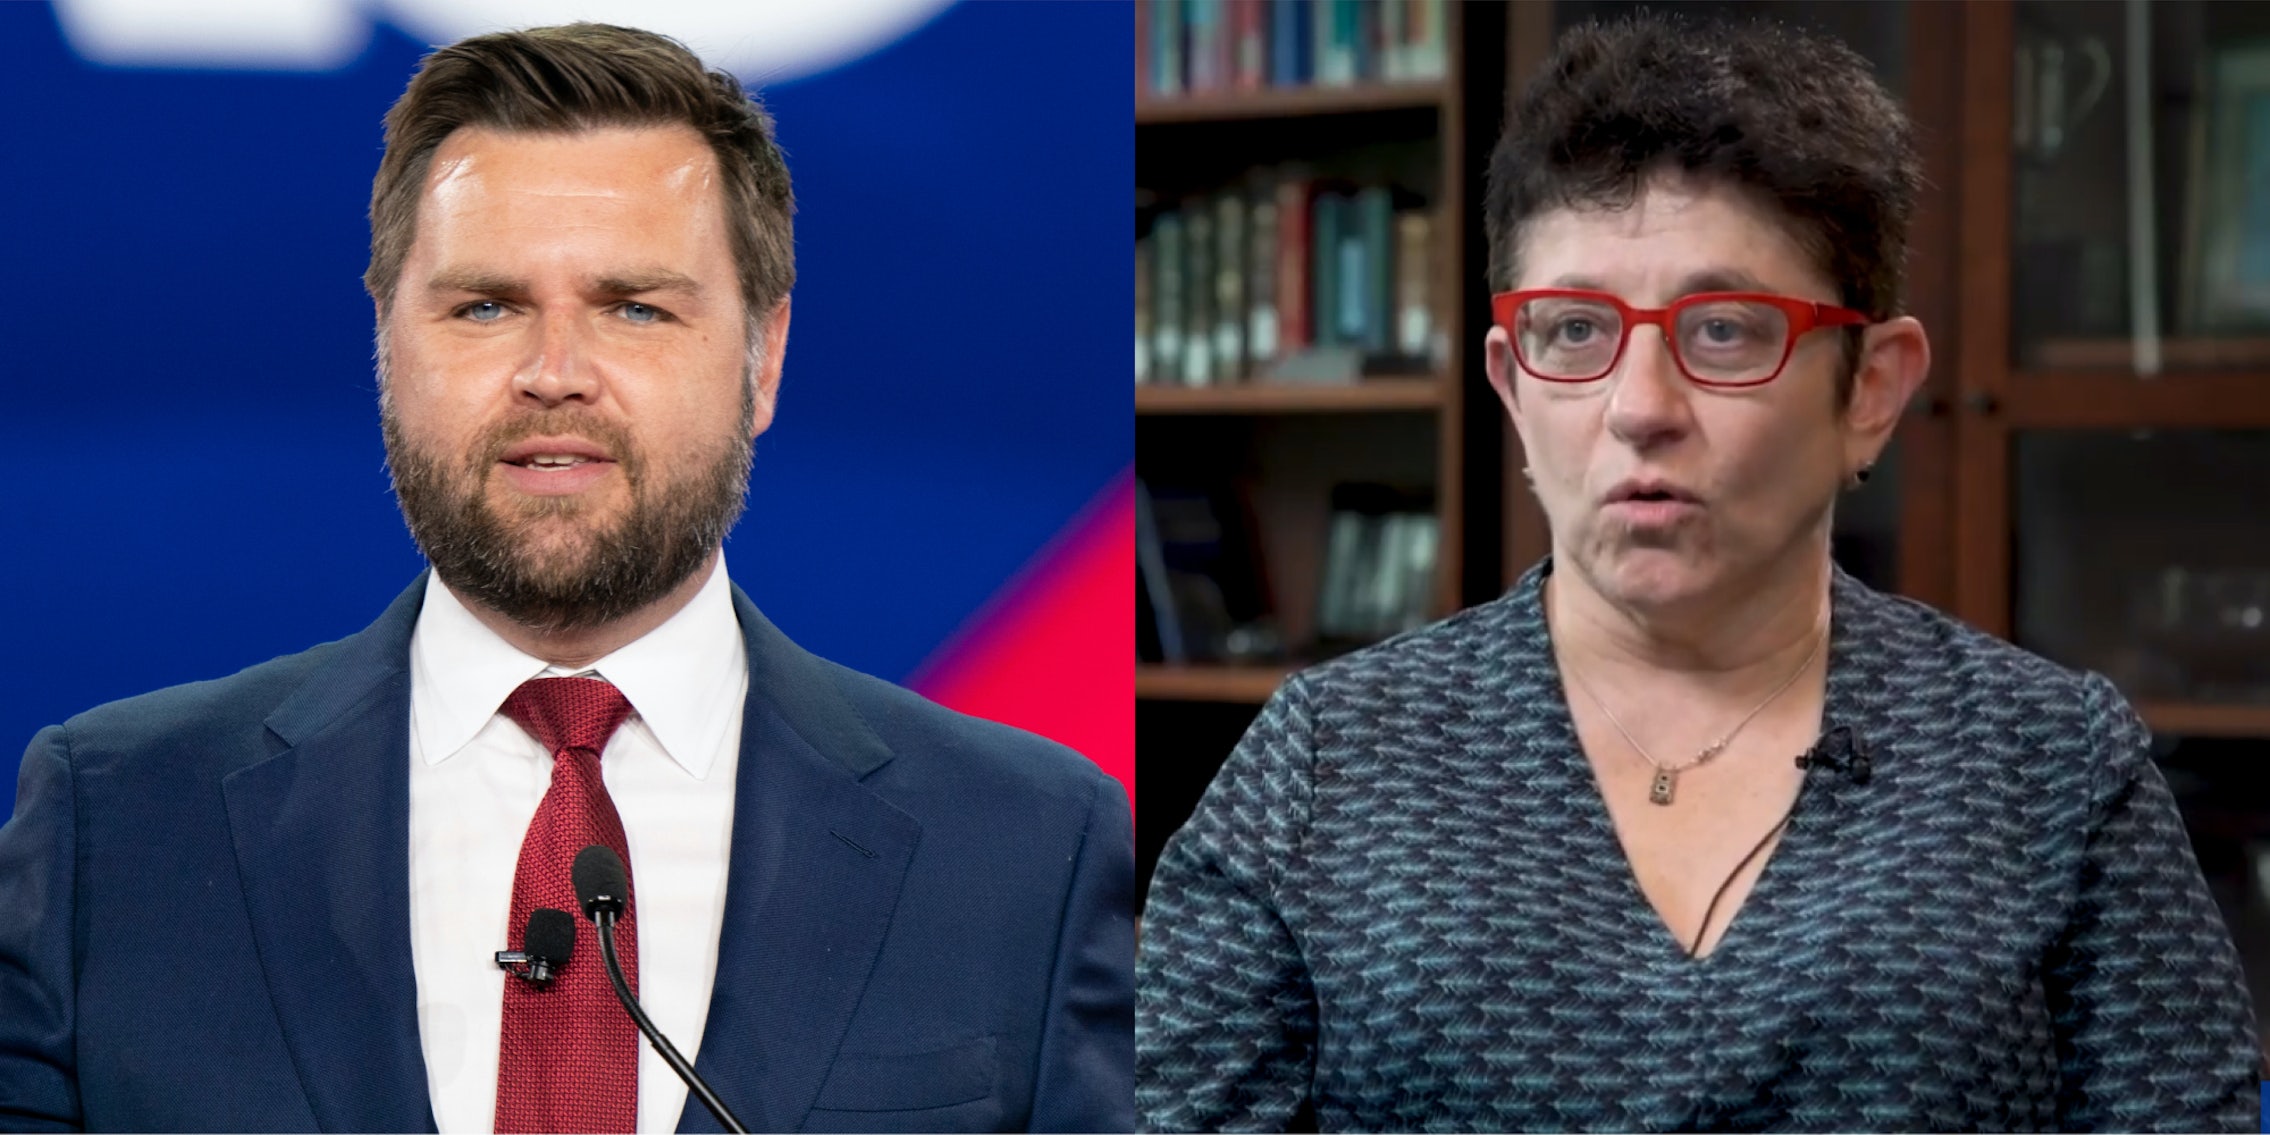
222, 578, 437, 1134
676, 589, 921, 1133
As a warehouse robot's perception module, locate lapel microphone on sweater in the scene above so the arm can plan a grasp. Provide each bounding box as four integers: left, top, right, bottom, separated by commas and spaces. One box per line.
1794, 724, 1874, 784
573, 845, 751, 1135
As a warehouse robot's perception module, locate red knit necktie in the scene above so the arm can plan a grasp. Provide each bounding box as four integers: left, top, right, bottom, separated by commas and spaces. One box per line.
494, 677, 640, 1134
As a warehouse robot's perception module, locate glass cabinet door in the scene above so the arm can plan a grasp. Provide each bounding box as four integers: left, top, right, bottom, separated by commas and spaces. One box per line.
2012, 0, 2270, 371
1997, 1, 2270, 1057
2012, 429, 2270, 713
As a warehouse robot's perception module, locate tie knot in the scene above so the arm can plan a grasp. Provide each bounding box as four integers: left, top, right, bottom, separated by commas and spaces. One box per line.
499, 677, 635, 759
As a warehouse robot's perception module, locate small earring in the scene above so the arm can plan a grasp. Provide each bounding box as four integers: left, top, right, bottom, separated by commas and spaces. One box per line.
1845, 465, 1873, 490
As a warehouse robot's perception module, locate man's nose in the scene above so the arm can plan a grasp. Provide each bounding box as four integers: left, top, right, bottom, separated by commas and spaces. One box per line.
514, 310, 600, 405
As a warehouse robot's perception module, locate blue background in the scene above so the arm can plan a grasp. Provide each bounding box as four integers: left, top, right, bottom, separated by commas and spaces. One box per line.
0, 2, 1131, 796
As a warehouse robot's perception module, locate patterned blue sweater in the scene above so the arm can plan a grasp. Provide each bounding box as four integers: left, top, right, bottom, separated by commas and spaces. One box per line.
1137, 563, 2259, 1132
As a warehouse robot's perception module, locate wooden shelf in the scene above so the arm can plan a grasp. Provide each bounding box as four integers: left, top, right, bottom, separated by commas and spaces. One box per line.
2002, 369, 2270, 430
2027, 336, 2270, 372
1135, 81, 1447, 125
1136, 663, 1294, 703
2138, 701, 2270, 739
1136, 378, 1445, 415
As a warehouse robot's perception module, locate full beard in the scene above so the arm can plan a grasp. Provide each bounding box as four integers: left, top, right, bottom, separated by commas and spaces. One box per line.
381, 392, 753, 634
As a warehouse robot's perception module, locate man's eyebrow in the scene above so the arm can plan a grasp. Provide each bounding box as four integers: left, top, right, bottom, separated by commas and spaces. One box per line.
594, 270, 702, 297
420, 269, 704, 298
426, 269, 524, 296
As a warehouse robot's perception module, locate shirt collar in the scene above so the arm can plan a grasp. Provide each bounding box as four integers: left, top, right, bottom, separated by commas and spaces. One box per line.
409, 555, 747, 779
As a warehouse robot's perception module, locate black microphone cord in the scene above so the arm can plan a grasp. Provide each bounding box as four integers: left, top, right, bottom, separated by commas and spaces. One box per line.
593, 908, 749, 1135
574, 845, 748, 1134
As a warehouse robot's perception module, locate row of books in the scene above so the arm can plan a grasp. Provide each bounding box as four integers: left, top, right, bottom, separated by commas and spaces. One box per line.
1137, 172, 1442, 387
1316, 484, 1438, 648
1136, 478, 1437, 665
1137, 0, 1449, 97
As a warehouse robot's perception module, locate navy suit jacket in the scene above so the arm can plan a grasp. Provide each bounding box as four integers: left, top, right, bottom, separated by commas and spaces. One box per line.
0, 575, 1135, 1132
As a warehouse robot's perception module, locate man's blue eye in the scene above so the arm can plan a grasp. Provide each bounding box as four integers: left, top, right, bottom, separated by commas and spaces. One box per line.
464, 301, 506, 322
621, 303, 661, 324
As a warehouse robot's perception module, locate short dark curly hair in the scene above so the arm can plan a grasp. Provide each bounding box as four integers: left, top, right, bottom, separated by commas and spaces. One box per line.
1485, 12, 1920, 362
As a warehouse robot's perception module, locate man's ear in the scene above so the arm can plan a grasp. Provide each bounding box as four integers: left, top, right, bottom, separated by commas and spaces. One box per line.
749, 297, 791, 438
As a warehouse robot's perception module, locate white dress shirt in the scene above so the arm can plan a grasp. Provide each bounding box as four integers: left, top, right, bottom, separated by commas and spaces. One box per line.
406, 557, 748, 1134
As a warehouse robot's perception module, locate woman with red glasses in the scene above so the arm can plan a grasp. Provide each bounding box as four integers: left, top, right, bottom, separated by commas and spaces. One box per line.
1138, 11, 2258, 1133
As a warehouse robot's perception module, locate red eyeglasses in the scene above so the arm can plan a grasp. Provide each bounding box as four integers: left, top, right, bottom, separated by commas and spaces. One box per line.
1491, 289, 1870, 388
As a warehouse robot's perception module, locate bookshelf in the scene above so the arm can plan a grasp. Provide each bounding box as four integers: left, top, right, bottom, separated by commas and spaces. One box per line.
1134, 0, 1505, 895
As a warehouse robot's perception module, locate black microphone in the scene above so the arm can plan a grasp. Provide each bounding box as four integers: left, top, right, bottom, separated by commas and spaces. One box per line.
1794, 724, 1874, 784
494, 907, 576, 988
572, 845, 749, 1135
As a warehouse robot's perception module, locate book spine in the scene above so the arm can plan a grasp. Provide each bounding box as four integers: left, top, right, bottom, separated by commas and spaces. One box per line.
1154, 0, 1183, 94
1413, 0, 1446, 80
1290, 0, 1314, 85
1371, 0, 1389, 81
1186, 0, 1216, 91
1311, 190, 1342, 348
1234, 0, 1267, 90
1317, 0, 1348, 87
1268, 0, 1298, 87
1213, 193, 1247, 382
1317, 509, 1364, 640
1401, 513, 1439, 630
1365, 512, 1405, 636
1136, 0, 1150, 97
1136, 231, 1153, 385
1355, 185, 1393, 353
1153, 210, 1184, 385
1249, 193, 1280, 372
1277, 176, 1312, 352
1394, 210, 1432, 361
1185, 205, 1216, 385
1343, 0, 1362, 82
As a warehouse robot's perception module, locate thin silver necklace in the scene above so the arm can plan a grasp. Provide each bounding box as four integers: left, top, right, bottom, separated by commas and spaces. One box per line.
1565, 625, 1827, 806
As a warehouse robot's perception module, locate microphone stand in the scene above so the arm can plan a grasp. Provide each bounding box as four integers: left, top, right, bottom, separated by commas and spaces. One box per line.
593, 909, 750, 1134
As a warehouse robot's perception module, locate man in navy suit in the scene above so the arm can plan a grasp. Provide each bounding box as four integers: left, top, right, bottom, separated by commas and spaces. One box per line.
0, 23, 1133, 1133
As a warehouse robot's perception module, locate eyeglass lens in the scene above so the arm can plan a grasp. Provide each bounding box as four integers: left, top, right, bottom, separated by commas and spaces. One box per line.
1516, 296, 1791, 383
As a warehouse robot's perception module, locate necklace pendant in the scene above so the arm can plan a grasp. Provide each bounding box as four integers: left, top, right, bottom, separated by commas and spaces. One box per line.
1649, 768, 1677, 806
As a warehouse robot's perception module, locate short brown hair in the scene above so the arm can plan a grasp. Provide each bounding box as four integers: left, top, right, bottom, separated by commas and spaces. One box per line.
365, 23, 794, 319
1485, 11, 1919, 375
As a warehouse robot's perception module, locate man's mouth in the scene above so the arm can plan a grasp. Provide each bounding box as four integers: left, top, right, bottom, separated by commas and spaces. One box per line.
493, 436, 620, 495
499, 436, 616, 468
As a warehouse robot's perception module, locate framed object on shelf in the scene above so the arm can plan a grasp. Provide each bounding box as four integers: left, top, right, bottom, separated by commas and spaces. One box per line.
2184, 42, 2270, 333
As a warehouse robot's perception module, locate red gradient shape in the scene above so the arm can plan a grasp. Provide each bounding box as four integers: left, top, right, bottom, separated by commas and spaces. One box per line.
909, 470, 1134, 812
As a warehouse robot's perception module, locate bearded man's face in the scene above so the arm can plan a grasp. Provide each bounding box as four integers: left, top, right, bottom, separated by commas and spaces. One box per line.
378, 124, 778, 629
